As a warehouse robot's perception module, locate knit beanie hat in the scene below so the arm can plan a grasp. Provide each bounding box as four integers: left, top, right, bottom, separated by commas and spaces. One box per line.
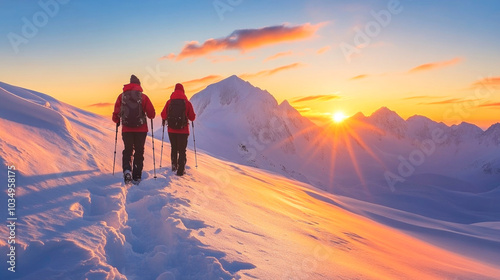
130, 75, 141, 85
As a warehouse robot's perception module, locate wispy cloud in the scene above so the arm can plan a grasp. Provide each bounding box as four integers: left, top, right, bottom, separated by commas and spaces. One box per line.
165, 75, 223, 92
88, 102, 113, 108
419, 98, 478, 105
163, 23, 325, 61
350, 57, 463, 81
301, 112, 333, 123
159, 53, 176, 61
239, 62, 304, 79
471, 76, 500, 88
409, 57, 463, 73
264, 45, 331, 62
316, 45, 331, 54
402, 95, 445, 100
478, 102, 500, 108
349, 74, 368, 80
349, 71, 392, 81
293, 106, 311, 113
264, 51, 294, 62
291, 94, 340, 104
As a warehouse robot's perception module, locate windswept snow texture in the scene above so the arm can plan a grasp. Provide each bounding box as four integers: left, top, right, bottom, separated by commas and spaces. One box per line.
0, 80, 499, 279
188, 76, 500, 268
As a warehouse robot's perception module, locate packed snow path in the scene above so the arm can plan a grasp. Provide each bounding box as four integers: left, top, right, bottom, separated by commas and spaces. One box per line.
2, 168, 256, 279
2, 162, 500, 279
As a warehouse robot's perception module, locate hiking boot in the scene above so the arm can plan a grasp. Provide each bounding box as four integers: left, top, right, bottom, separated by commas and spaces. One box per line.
132, 179, 141, 185
176, 168, 186, 176
124, 170, 133, 185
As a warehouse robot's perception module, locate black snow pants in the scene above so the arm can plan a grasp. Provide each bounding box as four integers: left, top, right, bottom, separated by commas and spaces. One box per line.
122, 132, 147, 180
168, 132, 189, 174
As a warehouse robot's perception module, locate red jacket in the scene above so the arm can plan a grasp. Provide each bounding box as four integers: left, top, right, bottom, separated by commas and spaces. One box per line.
161, 83, 196, 134
112, 83, 156, 132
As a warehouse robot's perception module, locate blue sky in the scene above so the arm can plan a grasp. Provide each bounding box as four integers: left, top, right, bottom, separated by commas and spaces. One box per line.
1, 0, 499, 127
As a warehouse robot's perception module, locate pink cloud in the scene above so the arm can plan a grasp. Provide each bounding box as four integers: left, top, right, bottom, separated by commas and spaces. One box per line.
159, 53, 176, 61
471, 76, 500, 88
165, 75, 223, 92
264, 51, 294, 62
478, 102, 500, 108
419, 98, 479, 105
291, 94, 340, 104
402, 95, 445, 100
168, 23, 325, 61
87, 102, 113, 108
316, 45, 331, 54
239, 63, 304, 79
409, 57, 463, 73
349, 74, 368, 80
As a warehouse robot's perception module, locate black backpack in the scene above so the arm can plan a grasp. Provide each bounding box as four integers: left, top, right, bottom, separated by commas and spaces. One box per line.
167, 99, 188, 129
120, 90, 146, 127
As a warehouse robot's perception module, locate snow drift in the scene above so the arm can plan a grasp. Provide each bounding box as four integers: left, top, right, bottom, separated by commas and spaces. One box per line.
0, 80, 499, 279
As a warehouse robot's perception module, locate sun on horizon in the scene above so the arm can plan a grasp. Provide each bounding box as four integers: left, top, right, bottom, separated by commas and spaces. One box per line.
332, 111, 348, 123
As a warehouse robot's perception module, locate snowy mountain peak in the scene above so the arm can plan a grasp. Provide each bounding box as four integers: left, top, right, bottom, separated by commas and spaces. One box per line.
278, 100, 295, 112
350, 111, 367, 121
485, 123, 500, 134
370, 107, 402, 120
451, 122, 483, 134
482, 123, 500, 145
406, 114, 433, 123
278, 99, 312, 126
368, 107, 407, 137
212, 74, 253, 91
191, 76, 277, 117
226, 74, 244, 82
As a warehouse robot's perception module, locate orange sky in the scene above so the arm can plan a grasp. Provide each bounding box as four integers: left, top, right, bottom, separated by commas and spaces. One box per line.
1, 1, 499, 129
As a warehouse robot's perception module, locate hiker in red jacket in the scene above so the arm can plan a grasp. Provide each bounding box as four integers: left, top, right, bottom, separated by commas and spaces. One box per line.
161, 83, 196, 176
112, 75, 156, 184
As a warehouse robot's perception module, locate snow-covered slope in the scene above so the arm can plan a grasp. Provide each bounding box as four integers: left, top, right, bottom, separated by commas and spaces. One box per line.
0, 81, 115, 177
1, 81, 499, 279
188, 77, 500, 220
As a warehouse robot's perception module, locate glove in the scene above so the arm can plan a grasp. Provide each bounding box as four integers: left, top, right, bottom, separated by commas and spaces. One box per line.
162, 119, 166, 127
116, 121, 120, 127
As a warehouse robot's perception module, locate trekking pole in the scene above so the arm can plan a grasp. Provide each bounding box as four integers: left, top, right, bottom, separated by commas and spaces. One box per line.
151, 119, 157, 179
113, 122, 119, 175
192, 121, 198, 169
159, 121, 165, 168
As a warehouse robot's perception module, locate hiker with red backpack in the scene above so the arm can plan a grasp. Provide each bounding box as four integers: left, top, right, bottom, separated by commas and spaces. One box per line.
161, 83, 196, 176
112, 75, 156, 184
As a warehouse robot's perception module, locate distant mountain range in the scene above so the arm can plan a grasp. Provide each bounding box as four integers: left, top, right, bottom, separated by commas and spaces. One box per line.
188, 75, 500, 221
